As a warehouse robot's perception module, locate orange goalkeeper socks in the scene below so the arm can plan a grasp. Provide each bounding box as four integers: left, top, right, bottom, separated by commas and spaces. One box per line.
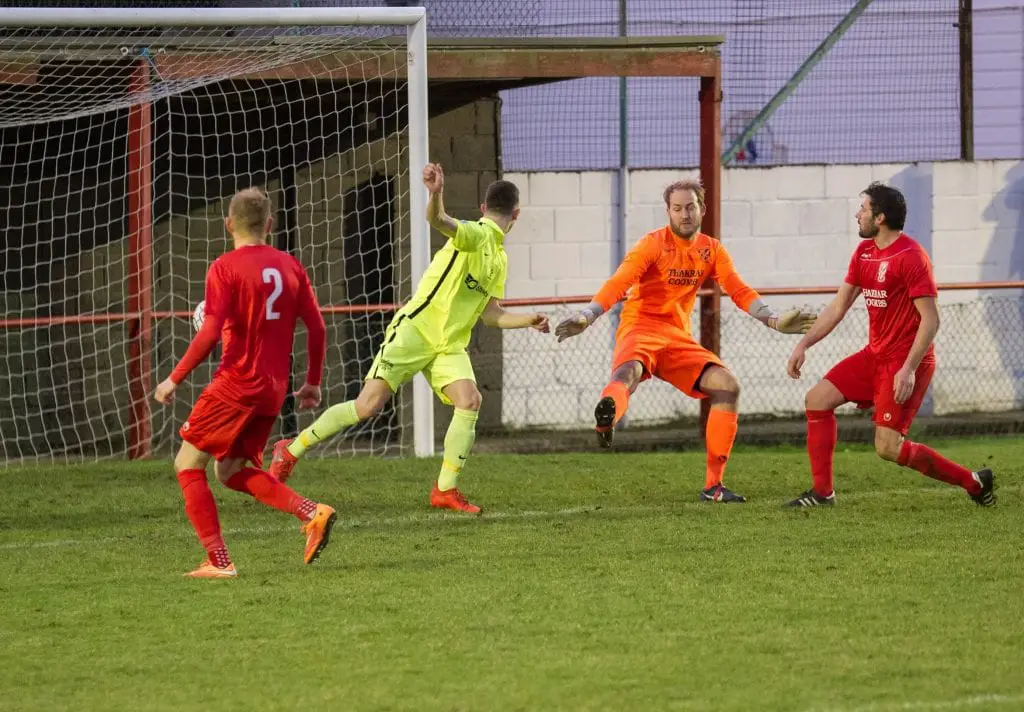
601, 381, 630, 426
705, 409, 739, 489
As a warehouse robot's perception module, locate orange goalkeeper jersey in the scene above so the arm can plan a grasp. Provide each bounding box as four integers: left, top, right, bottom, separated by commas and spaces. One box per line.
594, 228, 760, 335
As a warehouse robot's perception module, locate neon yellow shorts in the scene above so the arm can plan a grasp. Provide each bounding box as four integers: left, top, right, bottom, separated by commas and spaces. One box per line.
366, 316, 475, 406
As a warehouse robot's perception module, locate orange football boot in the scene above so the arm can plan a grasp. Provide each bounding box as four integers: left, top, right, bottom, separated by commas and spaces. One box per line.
430, 485, 482, 515
184, 559, 238, 579
269, 439, 299, 483
302, 503, 338, 564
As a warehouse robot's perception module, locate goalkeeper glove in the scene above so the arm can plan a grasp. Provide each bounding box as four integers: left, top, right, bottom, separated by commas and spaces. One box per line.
555, 307, 598, 342
769, 308, 817, 334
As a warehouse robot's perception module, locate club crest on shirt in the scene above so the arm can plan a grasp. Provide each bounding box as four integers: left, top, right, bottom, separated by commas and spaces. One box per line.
876, 261, 889, 283
697, 247, 711, 262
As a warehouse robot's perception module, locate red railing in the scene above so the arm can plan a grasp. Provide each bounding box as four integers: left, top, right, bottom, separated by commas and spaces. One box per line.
3, 280, 1022, 458
3, 280, 1021, 327
499, 281, 1024, 306
7, 281, 1020, 329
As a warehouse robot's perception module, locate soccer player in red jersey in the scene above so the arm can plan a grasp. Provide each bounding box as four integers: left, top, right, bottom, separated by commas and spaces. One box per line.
784, 183, 996, 507
153, 188, 337, 577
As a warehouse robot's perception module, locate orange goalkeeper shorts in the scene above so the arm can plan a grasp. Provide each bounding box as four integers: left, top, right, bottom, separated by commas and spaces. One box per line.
612, 323, 723, 399
180, 389, 277, 467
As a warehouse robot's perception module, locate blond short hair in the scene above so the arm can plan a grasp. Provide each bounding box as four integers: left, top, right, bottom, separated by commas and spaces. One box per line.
229, 187, 272, 234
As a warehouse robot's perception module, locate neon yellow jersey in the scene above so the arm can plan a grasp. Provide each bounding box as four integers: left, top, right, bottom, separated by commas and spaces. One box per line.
396, 217, 508, 351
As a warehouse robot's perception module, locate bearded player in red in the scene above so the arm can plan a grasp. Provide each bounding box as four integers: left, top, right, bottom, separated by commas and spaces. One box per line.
784, 183, 996, 508
154, 188, 336, 577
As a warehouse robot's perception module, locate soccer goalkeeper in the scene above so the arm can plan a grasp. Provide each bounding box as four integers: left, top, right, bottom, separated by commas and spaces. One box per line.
555, 179, 815, 502
269, 164, 549, 514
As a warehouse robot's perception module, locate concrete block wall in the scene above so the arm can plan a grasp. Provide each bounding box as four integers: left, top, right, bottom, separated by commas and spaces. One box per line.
4, 147, 1019, 457
500, 160, 1024, 429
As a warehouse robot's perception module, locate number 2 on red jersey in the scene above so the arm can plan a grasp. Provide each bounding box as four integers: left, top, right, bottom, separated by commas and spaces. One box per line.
262, 267, 283, 320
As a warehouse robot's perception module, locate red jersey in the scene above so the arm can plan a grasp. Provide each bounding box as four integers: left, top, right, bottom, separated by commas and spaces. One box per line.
844, 233, 937, 363
171, 244, 326, 415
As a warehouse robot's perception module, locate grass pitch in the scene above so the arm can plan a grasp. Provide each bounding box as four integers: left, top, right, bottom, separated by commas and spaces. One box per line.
1, 437, 1022, 711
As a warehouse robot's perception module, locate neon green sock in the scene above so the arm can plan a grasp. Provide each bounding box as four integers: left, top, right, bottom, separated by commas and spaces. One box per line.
287, 400, 360, 458
437, 408, 479, 491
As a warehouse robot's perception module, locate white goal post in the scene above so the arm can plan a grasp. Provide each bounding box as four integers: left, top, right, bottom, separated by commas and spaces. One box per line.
0, 7, 434, 460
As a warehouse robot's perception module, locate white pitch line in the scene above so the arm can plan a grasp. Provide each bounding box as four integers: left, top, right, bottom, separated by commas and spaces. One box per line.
0, 504, 646, 551
809, 692, 1024, 712
0, 482, 1014, 552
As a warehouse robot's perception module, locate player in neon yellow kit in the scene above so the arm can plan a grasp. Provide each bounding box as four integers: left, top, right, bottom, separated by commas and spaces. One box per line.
269, 163, 549, 514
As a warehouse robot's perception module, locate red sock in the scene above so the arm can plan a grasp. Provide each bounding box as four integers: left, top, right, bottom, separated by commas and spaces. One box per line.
225, 467, 318, 521
898, 441, 980, 494
177, 468, 230, 564
601, 381, 630, 426
806, 410, 837, 496
705, 408, 739, 488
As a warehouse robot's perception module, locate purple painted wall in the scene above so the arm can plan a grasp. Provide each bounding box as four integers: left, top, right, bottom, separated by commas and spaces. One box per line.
496, 1, 1024, 170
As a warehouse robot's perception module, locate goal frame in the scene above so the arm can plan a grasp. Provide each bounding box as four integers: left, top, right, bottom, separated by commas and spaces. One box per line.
0, 6, 432, 458
0, 13, 724, 460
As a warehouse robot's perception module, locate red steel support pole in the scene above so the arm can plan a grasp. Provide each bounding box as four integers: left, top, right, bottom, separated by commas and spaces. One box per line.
127, 58, 153, 459
698, 66, 723, 434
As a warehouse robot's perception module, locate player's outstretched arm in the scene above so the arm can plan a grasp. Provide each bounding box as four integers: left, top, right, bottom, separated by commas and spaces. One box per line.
554, 300, 604, 342
295, 268, 327, 410
153, 314, 222, 404
786, 282, 861, 379
555, 236, 659, 342
799, 282, 860, 348
749, 301, 818, 334
423, 163, 459, 238
480, 298, 550, 332
713, 244, 817, 335
156, 263, 230, 404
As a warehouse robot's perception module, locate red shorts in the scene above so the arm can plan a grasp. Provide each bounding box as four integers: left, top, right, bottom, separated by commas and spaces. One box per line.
613, 325, 723, 399
825, 348, 935, 435
180, 389, 277, 467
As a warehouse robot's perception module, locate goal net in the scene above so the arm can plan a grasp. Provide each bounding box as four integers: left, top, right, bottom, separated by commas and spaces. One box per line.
0, 8, 428, 462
